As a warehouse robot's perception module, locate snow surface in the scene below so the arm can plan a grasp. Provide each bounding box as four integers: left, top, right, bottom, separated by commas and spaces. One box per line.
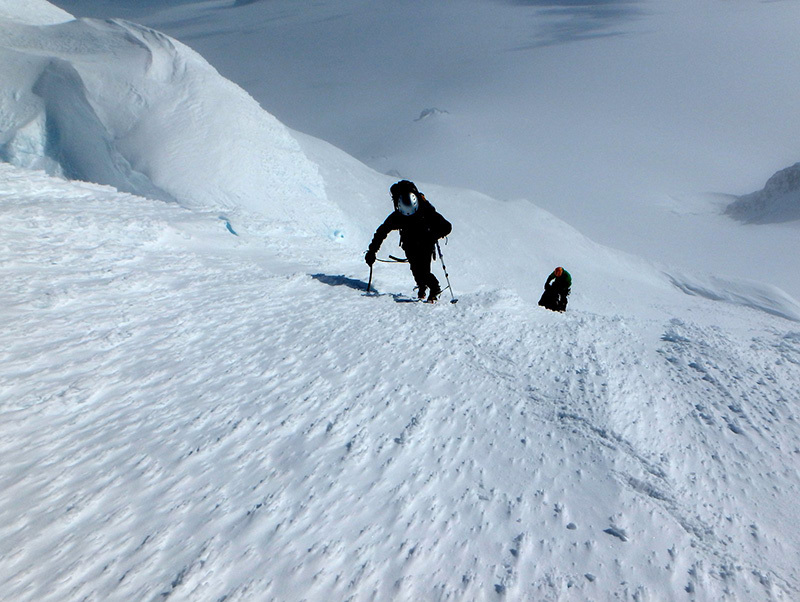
4, 159, 800, 600
2, 2, 800, 601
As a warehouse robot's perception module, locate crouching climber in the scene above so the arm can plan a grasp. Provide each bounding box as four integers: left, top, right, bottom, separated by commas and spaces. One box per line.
538, 266, 571, 312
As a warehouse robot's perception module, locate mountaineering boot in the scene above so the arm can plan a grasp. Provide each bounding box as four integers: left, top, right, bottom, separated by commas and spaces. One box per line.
427, 284, 441, 303
417, 285, 427, 300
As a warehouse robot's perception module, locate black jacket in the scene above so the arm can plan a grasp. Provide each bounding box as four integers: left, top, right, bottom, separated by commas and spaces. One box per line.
368, 198, 452, 256
545, 269, 572, 292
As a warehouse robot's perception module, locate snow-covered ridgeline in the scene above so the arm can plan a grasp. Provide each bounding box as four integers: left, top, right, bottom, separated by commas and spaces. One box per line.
0, 6, 340, 237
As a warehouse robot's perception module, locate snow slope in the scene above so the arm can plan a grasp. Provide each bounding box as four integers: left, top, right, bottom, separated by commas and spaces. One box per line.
2, 3, 800, 601
3, 160, 800, 601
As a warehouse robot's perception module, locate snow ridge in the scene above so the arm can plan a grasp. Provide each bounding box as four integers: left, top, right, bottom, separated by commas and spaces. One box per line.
0, 15, 337, 235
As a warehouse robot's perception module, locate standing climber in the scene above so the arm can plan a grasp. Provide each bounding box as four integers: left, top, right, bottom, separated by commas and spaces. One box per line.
365, 180, 452, 302
539, 266, 572, 312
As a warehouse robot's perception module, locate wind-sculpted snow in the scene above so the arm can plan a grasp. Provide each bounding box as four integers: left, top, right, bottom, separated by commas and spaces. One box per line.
28, 56, 173, 202
667, 272, 800, 323
0, 12, 336, 235
2, 162, 800, 601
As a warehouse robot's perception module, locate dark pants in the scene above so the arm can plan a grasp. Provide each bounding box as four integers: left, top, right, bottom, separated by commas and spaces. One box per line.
539, 287, 570, 312
406, 246, 440, 295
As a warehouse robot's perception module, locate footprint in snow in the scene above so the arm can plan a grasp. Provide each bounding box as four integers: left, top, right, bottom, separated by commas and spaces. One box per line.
603, 526, 628, 542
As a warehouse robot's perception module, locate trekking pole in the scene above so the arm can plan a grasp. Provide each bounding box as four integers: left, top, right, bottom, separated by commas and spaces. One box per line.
435, 241, 458, 304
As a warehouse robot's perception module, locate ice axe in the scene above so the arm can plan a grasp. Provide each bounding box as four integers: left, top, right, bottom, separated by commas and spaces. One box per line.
436, 241, 458, 304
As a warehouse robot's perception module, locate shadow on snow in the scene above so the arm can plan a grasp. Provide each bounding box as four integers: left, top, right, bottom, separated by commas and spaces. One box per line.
310, 273, 369, 292
310, 273, 422, 304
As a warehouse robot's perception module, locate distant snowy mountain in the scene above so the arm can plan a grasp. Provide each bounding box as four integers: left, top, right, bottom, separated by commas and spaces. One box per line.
2, 2, 800, 602
727, 162, 800, 224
